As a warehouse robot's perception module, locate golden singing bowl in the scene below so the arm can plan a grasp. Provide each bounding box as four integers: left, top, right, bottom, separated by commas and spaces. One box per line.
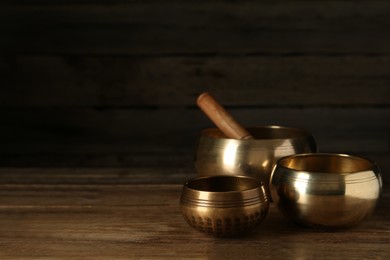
180, 175, 269, 237
270, 153, 383, 228
194, 126, 316, 184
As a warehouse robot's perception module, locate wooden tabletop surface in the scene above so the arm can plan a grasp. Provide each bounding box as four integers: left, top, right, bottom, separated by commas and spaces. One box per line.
0, 162, 389, 259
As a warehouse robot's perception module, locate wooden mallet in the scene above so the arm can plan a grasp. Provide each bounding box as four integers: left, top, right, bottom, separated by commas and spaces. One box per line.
197, 92, 254, 140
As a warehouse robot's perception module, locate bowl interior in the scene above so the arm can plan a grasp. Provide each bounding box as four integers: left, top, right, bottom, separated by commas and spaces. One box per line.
187, 176, 260, 192
279, 154, 373, 174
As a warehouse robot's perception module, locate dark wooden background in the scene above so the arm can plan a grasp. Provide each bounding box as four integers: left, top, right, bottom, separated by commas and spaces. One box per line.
0, 0, 389, 167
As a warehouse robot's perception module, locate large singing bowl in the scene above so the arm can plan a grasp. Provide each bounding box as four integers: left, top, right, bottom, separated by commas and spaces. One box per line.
194, 126, 317, 184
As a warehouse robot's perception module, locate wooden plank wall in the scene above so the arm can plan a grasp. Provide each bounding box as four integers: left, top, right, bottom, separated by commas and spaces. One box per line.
0, 0, 389, 166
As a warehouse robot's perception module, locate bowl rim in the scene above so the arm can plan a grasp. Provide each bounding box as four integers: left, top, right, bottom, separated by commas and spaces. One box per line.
183, 175, 264, 193
274, 153, 377, 174
181, 175, 269, 206
200, 125, 313, 141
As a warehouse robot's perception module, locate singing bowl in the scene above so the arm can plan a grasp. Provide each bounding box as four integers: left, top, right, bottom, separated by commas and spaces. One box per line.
194, 126, 316, 184
180, 175, 269, 237
270, 153, 383, 228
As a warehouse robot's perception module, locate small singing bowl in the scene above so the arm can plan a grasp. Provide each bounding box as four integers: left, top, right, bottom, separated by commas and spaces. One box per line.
194, 126, 316, 184
180, 175, 269, 237
270, 153, 383, 228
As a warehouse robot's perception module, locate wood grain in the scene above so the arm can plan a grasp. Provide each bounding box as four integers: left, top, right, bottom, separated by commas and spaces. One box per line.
0, 153, 388, 183
0, 107, 387, 154
0, 1, 388, 256
0, 180, 388, 259
1, 55, 389, 107
1, 1, 390, 54
0, 0, 389, 166
0, 168, 196, 184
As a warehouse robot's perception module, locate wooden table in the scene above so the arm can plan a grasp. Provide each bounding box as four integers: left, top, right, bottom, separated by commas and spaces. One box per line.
0, 165, 389, 259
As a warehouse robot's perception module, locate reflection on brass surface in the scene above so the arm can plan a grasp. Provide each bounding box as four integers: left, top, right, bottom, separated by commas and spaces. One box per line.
270, 153, 382, 228
180, 176, 269, 237
194, 126, 317, 186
